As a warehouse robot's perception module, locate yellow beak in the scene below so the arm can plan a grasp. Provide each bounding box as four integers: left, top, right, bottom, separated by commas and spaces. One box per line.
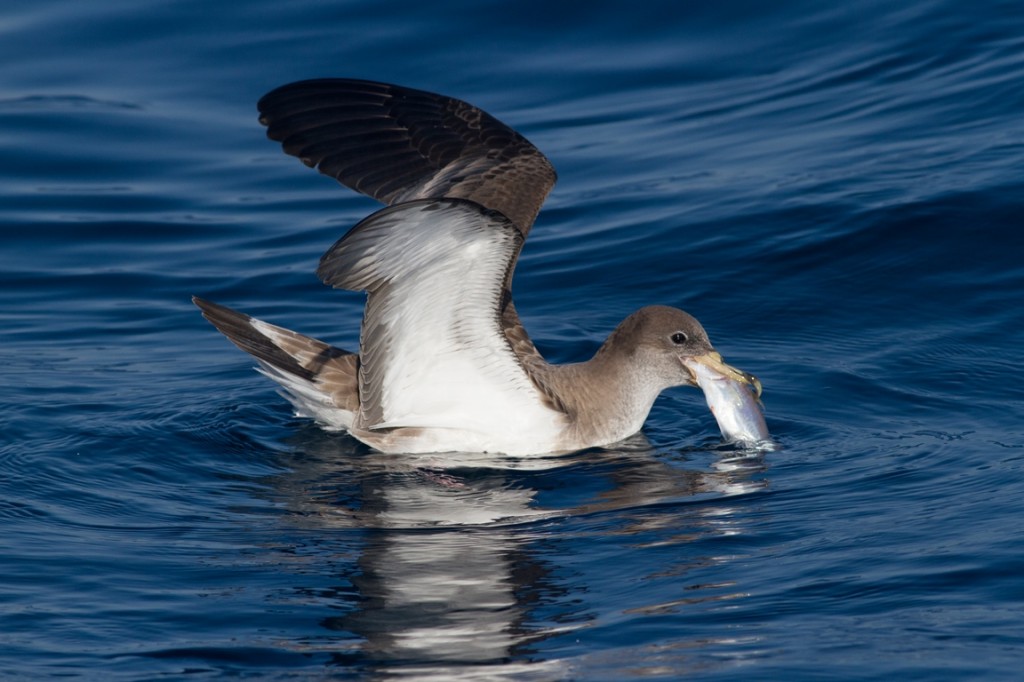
685, 351, 763, 398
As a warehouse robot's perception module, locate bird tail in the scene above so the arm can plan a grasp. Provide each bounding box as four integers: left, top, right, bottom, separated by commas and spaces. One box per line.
193, 297, 359, 430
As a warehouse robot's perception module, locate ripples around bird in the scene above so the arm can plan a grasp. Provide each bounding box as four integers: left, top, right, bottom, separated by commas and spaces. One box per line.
2, 0, 1024, 678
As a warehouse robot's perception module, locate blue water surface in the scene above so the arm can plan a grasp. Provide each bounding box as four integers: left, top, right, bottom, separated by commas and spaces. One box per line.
3, 0, 1024, 679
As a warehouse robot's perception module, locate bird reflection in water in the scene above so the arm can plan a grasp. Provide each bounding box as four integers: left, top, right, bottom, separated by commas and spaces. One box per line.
262, 429, 768, 679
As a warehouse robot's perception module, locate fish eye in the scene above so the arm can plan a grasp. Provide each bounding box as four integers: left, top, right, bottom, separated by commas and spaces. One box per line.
670, 332, 688, 345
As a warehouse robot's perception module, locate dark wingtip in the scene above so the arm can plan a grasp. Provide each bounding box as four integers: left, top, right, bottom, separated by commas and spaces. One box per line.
252, 78, 556, 234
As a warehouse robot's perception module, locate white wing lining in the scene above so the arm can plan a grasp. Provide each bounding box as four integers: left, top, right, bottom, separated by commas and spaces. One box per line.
318, 199, 565, 439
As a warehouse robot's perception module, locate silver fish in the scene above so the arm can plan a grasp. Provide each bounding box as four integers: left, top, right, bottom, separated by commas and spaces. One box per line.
683, 353, 770, 444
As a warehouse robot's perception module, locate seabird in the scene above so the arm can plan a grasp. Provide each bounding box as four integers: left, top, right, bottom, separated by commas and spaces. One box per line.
194, 79, 765, 455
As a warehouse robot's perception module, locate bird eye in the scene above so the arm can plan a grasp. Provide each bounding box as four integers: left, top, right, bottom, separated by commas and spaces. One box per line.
670, 332, 688, 345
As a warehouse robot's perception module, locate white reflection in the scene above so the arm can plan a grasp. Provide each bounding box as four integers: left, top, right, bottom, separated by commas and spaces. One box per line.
267, 429, 767, 679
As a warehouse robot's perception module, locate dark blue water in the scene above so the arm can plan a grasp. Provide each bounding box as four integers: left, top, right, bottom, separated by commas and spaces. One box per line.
3, 0, 1024, 678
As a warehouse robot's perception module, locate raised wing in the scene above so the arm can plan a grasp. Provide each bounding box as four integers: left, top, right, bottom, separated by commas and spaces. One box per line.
318, 198, 565, 438
257, 78, 557, 236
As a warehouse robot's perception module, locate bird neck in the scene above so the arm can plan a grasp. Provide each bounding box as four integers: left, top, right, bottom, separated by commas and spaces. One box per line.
541, 335, 666, 449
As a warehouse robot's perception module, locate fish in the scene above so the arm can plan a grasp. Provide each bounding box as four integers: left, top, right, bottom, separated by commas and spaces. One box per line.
683, 354, 770, 444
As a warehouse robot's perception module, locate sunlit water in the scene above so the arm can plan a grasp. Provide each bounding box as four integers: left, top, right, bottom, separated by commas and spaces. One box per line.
3, 0, 1024, 679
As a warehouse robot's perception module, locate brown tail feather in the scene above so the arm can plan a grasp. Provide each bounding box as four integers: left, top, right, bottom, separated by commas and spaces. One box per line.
193, 296, 360, 424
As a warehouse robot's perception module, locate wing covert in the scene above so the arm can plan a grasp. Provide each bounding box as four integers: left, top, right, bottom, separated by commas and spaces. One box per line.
257, 78, 557, 235
316, 199, 561, 433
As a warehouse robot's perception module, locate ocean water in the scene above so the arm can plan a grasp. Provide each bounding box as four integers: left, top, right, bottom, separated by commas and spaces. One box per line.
3, 0, 1024, 679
